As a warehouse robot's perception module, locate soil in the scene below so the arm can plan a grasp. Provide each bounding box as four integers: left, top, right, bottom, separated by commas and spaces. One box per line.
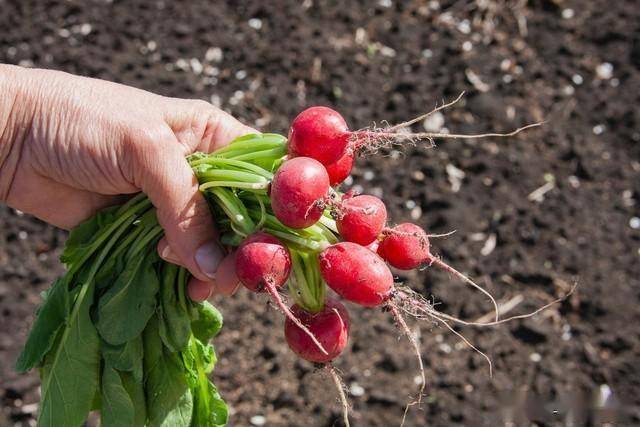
1, 0, 639, 426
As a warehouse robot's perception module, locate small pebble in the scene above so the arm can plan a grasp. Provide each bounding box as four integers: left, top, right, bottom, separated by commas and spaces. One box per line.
423, 111, 445, 132
630, 217, 640, 230
363, 170, 375, 181
410, 206, 422, 220
349, 382, 365, 397
593, 124, 605, 135
530, 353, 542, 363
561, 8, 575, 19
572, 74, 583, 85
248, 18, 263, 30
235, 70, 247, 80
405, 200, 416, 209
250, 415, 266, 426
596, 62, 613, 80
18, 231, 28, 240
205, 47, 223, 63
462, 41, 473, 52
190, 58, 203, 75
378, 0, 392, 7
414, 375, 424, 385
568, 176, 580, 188
457, 20, 471, 35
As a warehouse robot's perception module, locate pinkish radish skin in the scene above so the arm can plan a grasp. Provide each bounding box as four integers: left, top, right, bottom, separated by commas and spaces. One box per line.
365, 240, 380, 253
336, 195, 387, 246
325, 149, 354, 186
288, 107, 350, 165
285, 298, 350, 363
270, 157, 330, 229
235, 234, 292, 292
378, 223, 430, 270
319, 242, 394, 307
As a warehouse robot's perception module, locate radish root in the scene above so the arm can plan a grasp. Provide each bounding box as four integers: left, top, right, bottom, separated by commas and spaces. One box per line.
388, 305, 427, 426
326, 364, 351, 427
351, 92, 543, 153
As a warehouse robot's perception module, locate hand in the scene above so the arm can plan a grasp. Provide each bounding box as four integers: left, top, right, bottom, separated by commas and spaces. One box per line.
0, 64, 251, 299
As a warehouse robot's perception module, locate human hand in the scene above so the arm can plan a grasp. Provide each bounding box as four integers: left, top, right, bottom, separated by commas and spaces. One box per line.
0, 64, 252, 299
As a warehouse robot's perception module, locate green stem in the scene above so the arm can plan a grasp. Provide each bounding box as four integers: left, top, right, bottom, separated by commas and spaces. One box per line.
200, 181, 269, 191
68, 198, 151, 276
190, 157, 273, 180
198, 169, 268, 184
229, 146, 288, 161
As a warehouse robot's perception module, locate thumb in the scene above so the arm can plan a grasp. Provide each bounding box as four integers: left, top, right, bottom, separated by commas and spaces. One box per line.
130, 129, 223, 282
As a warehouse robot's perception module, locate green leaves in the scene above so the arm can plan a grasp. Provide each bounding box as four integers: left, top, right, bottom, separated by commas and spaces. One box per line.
158, 264, 191, 352
101, 365, 135, 427
96, 250, 160, 345
15, 276, 69, 372
16, 168, 268, 426
102, 336, 144, 381
191, 301, 223, 343
145, 316, 194, 427
38, 281, 100, 427
61, 207, 117, 268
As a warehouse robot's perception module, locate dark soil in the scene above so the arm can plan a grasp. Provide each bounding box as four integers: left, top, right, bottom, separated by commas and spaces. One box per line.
1, 0, 639, 426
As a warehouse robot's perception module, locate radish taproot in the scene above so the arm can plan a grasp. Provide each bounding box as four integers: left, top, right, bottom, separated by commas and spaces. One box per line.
236, 233, 328, 355
270, 157, 330, 229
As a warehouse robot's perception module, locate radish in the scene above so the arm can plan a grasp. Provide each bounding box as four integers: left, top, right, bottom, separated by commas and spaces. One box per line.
377, 223, 429, 270
288, 106, 350, 165
288, 96, 541, 169
284, 297, 352, 426
319, 242, 394, 307
284, 297, 350, 363
324, 148, 355, 186
236, 233, 328, 355
270, 157, 330, 229
378, 223, 499, 322
334, 195, 387, 246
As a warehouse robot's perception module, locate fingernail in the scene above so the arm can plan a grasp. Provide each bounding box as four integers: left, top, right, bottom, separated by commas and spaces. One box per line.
160, 245, 181, 264
195, 241, 224, 279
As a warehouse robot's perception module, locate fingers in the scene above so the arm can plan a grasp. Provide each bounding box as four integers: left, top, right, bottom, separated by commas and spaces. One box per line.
201, 108, 258, 152
164, 100, 258, 154
187, 252, 241, 302
127, 127, 224, 283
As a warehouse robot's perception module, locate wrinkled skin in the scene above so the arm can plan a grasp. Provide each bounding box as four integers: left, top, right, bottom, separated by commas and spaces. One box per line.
0, 64, 254, 297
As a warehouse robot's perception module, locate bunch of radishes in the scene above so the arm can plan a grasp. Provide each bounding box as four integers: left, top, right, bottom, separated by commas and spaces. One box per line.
191, 103, 561, 425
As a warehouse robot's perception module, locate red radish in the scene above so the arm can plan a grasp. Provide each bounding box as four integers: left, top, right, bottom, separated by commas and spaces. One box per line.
335, 195, 387, 246
379, 223, 500, 322
377, 223, 429, 270
270, 157, 330, 229
236, 232, 292, 291
319, 242, 394, 307
285, 297, 350, 363
288, 97, 540, 169
236, 233, 329, 355
288, 106, 350, 165
324, 148, 354, 186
